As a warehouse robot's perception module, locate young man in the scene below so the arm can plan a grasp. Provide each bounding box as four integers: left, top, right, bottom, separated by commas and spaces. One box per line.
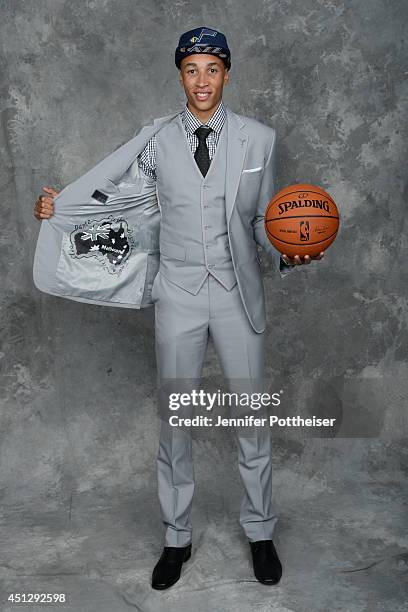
34, 27, 323, 589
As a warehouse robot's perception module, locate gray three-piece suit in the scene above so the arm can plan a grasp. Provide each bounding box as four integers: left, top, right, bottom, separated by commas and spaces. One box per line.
33, 102, 295, 546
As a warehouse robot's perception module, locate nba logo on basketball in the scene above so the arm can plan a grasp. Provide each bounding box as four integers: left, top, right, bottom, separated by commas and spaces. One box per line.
300, 220, 310, 241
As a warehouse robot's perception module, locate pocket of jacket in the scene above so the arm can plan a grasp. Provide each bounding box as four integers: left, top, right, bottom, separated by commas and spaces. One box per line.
159, 240, 186, 261
241, 167, 264, 183
103, 178, 146, 205
242, 166, 263, 173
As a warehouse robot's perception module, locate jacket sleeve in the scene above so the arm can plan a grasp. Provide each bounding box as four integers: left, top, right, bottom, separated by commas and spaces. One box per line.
252, 128, 296, 278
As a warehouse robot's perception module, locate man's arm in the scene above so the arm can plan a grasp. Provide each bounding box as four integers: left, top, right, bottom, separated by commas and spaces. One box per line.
252, 129, 296, 278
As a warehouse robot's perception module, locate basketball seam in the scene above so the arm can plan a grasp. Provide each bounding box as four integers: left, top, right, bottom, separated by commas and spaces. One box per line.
266, 215, 339, 222
265, 229, 338, 246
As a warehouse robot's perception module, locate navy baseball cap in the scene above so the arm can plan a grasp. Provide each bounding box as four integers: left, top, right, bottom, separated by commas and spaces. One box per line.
175, 27, 231, 70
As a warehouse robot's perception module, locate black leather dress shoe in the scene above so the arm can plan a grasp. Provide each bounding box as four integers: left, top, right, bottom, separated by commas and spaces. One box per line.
151, 543, 192, 590
249, 540, 282, 585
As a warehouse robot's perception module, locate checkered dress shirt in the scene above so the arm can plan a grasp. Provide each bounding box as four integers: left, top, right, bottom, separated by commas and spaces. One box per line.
137, 100, 227, 180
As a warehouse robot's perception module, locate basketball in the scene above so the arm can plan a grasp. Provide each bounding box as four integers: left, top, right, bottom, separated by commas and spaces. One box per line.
264, 183, 340, 258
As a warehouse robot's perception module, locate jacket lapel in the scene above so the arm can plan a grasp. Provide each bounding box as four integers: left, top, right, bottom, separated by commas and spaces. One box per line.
106, 111, 181, 184
55, 111, 181, 208
224, 105, 248, 223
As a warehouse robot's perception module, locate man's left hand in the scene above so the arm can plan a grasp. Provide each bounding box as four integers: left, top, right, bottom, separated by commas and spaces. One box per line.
281, 251, 325, 265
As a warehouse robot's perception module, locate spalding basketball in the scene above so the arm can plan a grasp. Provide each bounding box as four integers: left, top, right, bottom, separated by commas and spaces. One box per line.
265, 184, 340, 258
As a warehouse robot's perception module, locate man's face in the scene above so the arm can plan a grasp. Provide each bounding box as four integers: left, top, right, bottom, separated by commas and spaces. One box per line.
179, 54, 229, 116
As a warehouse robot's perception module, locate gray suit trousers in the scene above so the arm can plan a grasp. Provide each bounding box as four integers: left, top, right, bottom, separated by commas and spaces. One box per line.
153, 271, 278, 547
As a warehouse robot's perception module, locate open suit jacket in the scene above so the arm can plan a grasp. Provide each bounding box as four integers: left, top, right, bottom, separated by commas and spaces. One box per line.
33, 105, 294, 333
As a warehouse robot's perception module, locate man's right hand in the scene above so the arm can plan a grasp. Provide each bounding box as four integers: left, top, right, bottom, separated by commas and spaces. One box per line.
34, 186, 60, 220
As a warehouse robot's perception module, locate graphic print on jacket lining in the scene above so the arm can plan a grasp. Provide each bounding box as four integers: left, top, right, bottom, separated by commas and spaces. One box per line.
68, 215, 134, 276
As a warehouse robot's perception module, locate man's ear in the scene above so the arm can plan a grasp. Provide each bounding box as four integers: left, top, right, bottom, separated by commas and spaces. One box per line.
224, 69, 230, 85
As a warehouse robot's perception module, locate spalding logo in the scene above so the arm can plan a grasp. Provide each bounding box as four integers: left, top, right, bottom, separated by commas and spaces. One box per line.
278, 199, 330, 214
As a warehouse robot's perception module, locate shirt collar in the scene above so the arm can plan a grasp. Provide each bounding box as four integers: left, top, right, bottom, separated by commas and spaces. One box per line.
181, 100, 227, 135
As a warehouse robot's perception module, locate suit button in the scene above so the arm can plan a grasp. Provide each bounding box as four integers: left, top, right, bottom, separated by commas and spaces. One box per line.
204, 224, 210, 229
208, 263, 215, 268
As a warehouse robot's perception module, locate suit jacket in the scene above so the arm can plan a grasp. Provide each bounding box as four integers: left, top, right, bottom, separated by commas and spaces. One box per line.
33, 104, 295, 332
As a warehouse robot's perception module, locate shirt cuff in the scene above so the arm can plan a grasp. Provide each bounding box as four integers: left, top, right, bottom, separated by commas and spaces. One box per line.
280, 256, 294, 270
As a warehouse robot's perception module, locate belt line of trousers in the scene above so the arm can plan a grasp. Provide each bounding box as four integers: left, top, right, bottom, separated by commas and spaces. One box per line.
153, 271, 278, 547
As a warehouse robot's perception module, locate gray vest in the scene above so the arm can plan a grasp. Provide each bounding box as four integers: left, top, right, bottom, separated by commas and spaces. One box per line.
155, 114, 237, 294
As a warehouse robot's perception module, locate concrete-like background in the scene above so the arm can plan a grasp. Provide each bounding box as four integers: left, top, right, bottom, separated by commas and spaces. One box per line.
1, 1, 407, 610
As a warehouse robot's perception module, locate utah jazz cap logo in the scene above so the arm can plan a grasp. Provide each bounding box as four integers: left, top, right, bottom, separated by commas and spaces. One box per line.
190, 28, 217, 43
176, 27, 230, 67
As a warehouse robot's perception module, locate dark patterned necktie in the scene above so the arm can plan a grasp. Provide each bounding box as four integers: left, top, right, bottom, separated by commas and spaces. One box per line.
194, 126, 213, 176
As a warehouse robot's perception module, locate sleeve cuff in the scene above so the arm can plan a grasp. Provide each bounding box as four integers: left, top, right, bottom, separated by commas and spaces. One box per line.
279, 256, 294, 270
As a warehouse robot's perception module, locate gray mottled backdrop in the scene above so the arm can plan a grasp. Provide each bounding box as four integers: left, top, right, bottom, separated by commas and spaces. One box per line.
0, 1, 407, 611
